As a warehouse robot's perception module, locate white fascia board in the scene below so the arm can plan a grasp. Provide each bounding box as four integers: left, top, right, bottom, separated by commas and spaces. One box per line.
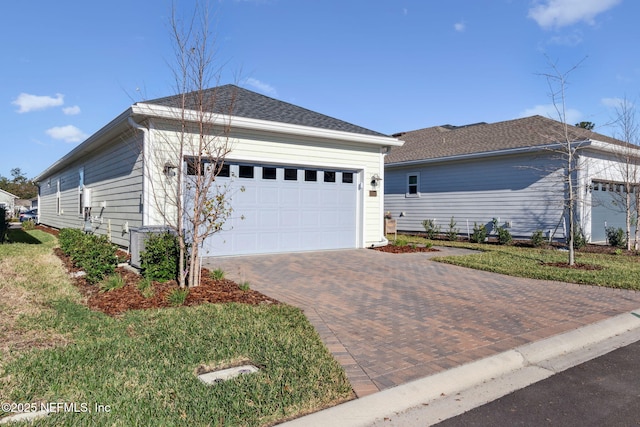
34, 109, 133, 182
132, 103, 403, 148
386, 141, 593, 168
588, 139, 640, 157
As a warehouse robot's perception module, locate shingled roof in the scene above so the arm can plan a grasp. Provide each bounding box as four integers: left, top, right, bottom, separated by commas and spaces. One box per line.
386, 115, 626, 164
145, 84, 387, 137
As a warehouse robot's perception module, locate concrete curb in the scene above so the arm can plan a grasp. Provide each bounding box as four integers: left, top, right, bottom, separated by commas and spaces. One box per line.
283, 308, 640, 427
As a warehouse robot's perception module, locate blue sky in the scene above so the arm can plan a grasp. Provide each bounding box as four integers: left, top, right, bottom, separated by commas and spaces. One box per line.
2, 0, 638, 179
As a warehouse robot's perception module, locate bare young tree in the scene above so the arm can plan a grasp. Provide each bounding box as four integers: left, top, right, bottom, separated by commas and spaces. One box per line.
138, 2, 239, 287
608, 97, 640, 250
539, 58, 588, 266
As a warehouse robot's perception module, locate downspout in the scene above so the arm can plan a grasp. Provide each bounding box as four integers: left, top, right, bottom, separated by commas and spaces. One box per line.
127, 116, 150, 227
372, 146, 390, 247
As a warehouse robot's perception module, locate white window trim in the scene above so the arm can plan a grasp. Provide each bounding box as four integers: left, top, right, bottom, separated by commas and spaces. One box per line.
405, 172, 420, 198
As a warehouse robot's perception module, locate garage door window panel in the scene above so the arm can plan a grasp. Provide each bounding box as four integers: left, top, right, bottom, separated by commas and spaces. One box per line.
285, 168, 298, 181
262, 167, 277, 180
239, 165, 254, 179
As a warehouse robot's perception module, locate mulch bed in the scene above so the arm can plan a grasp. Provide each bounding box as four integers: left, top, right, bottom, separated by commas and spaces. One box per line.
540, 261, 605, 271
371, 245, 439, 254
50, 239, 280, 316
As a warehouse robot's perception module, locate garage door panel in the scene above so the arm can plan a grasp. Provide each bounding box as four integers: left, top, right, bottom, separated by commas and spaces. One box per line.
192, 164, 359, 256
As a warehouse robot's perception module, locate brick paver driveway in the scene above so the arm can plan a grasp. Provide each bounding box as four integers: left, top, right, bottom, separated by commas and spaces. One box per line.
203, 248, 640, 397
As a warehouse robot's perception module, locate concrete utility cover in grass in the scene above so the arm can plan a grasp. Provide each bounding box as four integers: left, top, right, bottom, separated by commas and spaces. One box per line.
198, 365, 259, 385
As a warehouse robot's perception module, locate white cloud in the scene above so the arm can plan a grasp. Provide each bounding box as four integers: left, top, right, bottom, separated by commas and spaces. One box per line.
519, 104, 582, 124
602, 97, 634, 109
63, 105, 81, 115
454, 21, 465, 32
244, 78, 277, 96
46, 125, 88, 143
12, 93, 64, 113
528, 0, 621, 29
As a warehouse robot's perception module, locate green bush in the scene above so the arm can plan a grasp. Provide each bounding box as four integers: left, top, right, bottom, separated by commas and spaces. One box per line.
393, 237, 408, 246
606, 226, 626, 248
446, 217, 459, 241
210, 268, 225, 280
422, 219, 440, 239
530, 230, 546, 247
140, 232, 179, 282
58, 228, 118, 284
470, 223, 487, 243
497, 228, 512, 245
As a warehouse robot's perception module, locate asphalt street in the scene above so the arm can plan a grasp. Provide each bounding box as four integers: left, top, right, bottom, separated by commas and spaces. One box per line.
435, 339, 640, 427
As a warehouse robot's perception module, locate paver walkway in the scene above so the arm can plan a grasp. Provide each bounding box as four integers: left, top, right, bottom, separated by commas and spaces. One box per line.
203, 248, 640, 397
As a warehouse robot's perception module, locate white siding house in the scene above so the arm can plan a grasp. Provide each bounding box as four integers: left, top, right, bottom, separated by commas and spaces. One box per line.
0, 189, 18, 217
384, 116, 640, 243
35, 85, 402, 254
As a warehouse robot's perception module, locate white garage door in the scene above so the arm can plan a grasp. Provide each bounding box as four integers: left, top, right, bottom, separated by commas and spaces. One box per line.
190, 163, 360, 256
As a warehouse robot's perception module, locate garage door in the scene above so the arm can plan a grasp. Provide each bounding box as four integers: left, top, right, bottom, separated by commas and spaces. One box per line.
189, 163, 360, 256
591, 181, 635, 242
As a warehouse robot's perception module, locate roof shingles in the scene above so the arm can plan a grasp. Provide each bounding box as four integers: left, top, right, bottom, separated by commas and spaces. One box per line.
145, 84, 387, 137
386, 115, 626, 164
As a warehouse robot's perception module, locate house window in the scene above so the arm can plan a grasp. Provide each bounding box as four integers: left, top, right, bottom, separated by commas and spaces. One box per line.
305, 170, 317, 182
56, 180, 61, 215
78, 168, 84, 215
342, 172, 354, 184
284, 168, 298, 181
238, 165, 254, 179
406, 173, 420, 197
324, 171, 336, 183
262, 167, 277, 180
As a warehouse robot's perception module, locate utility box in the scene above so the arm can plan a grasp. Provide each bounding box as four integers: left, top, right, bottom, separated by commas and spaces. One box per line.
129, 226, 173, 268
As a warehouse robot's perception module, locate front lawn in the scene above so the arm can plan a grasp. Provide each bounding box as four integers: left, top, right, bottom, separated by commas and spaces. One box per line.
0, 229, 352, 426
396, 234, 640, 290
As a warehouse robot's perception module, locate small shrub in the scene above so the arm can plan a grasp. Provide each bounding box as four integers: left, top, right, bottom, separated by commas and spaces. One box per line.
58, 229, 118, 283
424, 241, 433, 249
166, 288, 189, 307
470, 223, 487, 243
210, 268, 225, 280
58, 228, 86, 254
491, 218, 512, 245
239, 281, 250, 291
614, 248, 623, 255
422, 219, 440, 239
22, 219, 36, 231
140, 232, 179, 282
530, 230, 546, 247
572, 225, 587, 250
606, 226, 626, 248
496, 227, 512, 245
137, 277, 155, 298
446, 217, 459, 241
394, 237, 408, 246
100, 274, 126, 293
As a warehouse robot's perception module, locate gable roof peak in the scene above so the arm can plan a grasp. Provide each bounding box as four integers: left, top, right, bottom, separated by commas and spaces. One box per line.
143, 84, 387, 137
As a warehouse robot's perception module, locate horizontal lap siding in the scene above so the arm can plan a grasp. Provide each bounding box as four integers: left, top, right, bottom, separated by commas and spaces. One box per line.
384, 154, 566, 238
38, 134, 144, 247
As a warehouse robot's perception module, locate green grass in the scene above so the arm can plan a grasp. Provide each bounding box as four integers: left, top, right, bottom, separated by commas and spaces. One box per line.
0, 230, 352, 426
397, 234, 640, 290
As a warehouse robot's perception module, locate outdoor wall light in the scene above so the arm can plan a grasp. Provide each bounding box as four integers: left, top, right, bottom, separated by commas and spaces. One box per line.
163, 161, 177, 177
370, 174, 382, 187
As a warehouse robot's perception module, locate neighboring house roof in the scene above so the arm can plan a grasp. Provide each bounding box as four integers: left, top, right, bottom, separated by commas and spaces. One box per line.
386, 115, 628, 164
145, 84, 387, 137
0, 188, 18, 199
